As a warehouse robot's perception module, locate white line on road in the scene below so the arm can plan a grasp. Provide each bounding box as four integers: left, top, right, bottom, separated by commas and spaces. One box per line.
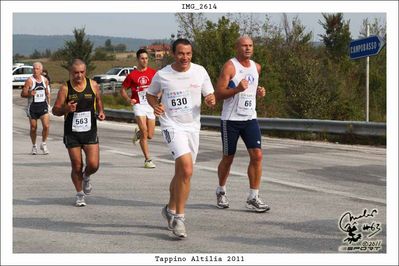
105, 148, 386, 205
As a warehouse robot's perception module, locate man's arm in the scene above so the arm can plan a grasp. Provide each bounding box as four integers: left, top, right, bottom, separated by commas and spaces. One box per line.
52, 84, 76, 116
20, 79, 33, 98
92, 80, 106, 121
256, 63, 266, 98
120, 86, 136, 105
45, 79, 51, 106
147, 93, 164, 117
215, 61, 248, 101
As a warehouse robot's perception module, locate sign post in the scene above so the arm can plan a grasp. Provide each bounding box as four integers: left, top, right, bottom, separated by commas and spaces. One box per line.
349, 32, 385, 122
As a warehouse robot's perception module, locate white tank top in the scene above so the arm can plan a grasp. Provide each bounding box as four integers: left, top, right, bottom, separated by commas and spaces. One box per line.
221, 57, 259, 121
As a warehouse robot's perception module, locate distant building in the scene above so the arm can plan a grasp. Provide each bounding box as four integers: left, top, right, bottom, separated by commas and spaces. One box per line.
143, 44, 171, 60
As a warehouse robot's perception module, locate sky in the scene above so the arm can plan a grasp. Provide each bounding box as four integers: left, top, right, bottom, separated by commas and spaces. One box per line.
13, 12, 385, 41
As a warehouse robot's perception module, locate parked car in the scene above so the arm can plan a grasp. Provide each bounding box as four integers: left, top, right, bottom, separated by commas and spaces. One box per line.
92, 66, 136, 89
12, 63, 33, 88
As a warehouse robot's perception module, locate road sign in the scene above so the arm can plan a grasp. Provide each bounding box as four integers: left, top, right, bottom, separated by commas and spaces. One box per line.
349, 35, 385, 60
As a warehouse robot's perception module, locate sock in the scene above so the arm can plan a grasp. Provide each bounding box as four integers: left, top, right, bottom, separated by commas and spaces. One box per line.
216, 186, 226, 194
175, 213, 185, 219
32, 144, 37, 147
77, 191, 85, 196
42, 142, 46, 145
167, 206, 176, 215
248, 189, 259, 200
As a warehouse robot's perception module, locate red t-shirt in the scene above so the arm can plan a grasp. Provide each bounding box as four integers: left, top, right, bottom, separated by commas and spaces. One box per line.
122, 67, 156, 104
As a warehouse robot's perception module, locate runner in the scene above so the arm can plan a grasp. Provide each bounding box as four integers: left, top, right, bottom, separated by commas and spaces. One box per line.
147, 38, 216, 238
120, 49, 157, 168
52, 59, 106, 207
215, 36, 270, 213
20, 61, 51, 155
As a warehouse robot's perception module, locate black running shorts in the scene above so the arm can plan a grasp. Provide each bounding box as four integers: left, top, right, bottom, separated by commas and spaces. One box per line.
63, 132, 99, 148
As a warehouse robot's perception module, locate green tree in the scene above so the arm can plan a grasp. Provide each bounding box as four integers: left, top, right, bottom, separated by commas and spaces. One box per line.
60, 27, 95, 74
175, 13, 206, 41
193, 16, 240, 82
30, 49, 41, 59
105, 39, 112, 51
318, 13, 351, 59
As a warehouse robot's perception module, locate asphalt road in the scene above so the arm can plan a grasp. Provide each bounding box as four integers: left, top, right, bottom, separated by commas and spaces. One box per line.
9, 89, 387, 260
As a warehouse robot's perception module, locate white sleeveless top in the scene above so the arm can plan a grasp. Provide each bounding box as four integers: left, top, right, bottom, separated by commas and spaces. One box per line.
221, 57, 259, 121
27, 75, 48, 106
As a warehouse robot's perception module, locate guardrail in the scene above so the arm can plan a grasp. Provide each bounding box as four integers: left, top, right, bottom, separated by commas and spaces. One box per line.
104, 108, 386, 137
99, 82, 122, 93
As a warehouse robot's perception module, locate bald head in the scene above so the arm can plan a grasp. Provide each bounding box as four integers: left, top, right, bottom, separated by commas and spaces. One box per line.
235, 36, 254, 60
235, 36, 253, 48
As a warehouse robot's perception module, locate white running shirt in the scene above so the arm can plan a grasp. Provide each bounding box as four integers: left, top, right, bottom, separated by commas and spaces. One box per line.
147, 63, 214, 131
221, 57, 259, 121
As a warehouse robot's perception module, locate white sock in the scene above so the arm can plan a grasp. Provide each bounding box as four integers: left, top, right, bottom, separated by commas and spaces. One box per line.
216, 186, 226, 194
167, 206, 176, 215
248, 189, 259, 200
32, 144, 37, 147
175, 213, 185, 219
77, 191, 85, 196
42, 142, 46, 145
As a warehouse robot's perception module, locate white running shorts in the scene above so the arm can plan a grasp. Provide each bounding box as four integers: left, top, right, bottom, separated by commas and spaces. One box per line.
161, 127, 199, 163
133, 104, 155, 120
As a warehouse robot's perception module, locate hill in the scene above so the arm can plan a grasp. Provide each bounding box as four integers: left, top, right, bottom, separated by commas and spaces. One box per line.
13, 34, 169, 56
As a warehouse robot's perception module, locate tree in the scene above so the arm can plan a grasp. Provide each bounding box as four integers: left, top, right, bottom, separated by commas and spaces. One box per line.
105, 39, 112, 51
318, 13, 351, 59
30, 49, 42, 59
60, 27, 95, 73
282, 14, 313, 47
359, 18, 386, 39
175, 13, 206, 41
193, 16, 240, 82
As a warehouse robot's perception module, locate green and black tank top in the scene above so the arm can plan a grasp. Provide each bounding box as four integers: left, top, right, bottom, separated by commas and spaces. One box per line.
64, 77, 97, 135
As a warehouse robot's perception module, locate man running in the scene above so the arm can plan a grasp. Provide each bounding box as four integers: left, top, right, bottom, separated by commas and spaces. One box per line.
120, 49, 157, 168
147, 38, 216, 238
52, 59, 105, 207
21, 62, 51, 155
215, 36, 270, 213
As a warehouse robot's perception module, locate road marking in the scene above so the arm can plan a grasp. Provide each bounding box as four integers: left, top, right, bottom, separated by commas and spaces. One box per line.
136, 154, 386, 205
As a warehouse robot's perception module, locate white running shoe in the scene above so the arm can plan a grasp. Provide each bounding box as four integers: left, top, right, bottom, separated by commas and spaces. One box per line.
75, 193, 86, 207
83, 178, 92, 195
161, 205, 175, 230
40, 143, 49, 155
246, 196, 270, 213
216, 191, 230, 209
144, 159, 156, 169
172, 217, 187, 238
132, 127, 141, 144
31, 145, 38, 155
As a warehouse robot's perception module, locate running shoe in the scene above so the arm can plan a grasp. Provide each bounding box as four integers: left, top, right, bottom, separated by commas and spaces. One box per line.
144, 159, 156, 169
172, 216, 187, 238
216, 191, 230, 209
40, 143, 49, 155
31, 145, 38, 155
246, 196, 270, 213
83, 177, 92, 195
161, 205, 175, 230
75, 193, 86, 207
132, 127, 141, 144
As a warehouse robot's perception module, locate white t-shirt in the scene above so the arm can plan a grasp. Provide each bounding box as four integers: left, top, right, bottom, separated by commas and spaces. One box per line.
147, 63, 214, 131
221, 57, 259, 121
